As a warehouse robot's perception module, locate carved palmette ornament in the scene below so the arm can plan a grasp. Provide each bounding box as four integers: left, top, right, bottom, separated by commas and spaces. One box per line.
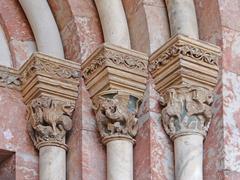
160, 85, 213, 140
27, 96, 74, 149
94, 91, 140, 142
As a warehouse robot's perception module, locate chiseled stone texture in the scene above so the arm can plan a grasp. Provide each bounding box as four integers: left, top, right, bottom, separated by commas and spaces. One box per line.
134, 79, 174, 180
0, 88, 38, 179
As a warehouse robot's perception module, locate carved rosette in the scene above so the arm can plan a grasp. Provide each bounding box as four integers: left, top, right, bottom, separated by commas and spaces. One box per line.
27, 96, 74, 150
160, 85, 213, 140
94, 90, 140, 144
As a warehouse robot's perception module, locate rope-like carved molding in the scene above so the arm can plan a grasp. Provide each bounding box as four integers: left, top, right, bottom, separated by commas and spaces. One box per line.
82, 48, 148, 81
149, 35, 220, 72
0, 66, 21, 90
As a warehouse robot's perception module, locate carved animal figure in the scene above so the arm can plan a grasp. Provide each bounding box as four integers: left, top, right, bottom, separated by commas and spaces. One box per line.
96, 96, 138, 138
28, 96, 74, 144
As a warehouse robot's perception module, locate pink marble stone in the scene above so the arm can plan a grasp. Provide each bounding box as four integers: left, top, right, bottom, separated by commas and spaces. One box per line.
0, 88, 38, 180
49, 0, 103, 62
221, 27, 240, 74
0, 0, 34, 41
9, 39, 36, 68
134, 78, 174, 180
61, 16, 103, 62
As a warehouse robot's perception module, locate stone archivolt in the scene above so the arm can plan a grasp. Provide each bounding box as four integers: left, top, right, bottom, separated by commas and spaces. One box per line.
95, 91, 139, 143
27, 96, 74, 150
160, 85, 213, 140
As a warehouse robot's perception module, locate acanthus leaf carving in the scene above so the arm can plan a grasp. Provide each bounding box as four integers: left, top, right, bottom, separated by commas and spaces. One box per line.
27, 96, 74, 149
160, 85, 213, 140
95, 92, 139, 142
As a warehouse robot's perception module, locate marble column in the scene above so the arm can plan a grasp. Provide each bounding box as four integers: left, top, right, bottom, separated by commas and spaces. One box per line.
160, 85, 213, 180
19, 0, 64, 58
27, 96, 74, 180
165, 0, 199, 39
39, 146, 66, 180
94, 90, 139, 180
94, 0, 131, 48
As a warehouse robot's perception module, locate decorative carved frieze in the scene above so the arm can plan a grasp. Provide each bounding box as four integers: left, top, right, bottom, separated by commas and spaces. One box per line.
27, 96, 74, 150
94, 90, 140, 144
160, 85, 213, 140
21, 54, 80, 84
20, 53, 81, 104
149, 34, 221, 94
0, 66, 21, 90
81, 43, 148, 99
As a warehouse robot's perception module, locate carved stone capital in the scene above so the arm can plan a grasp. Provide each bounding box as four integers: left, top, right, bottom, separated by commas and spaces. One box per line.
81, 43, 148, 99
19, 53, 80, 150
149, 34, 221, 94
94, 90, 140, 144
160, 85, 213, 140
27, 96, 74, 150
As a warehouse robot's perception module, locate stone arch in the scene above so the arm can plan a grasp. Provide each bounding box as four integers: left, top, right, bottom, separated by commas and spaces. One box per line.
0, 0, 36, 68
48, 0, 104, 63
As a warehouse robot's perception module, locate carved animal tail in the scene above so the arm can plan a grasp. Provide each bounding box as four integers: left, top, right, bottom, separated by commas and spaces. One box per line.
58, 116, 73, 131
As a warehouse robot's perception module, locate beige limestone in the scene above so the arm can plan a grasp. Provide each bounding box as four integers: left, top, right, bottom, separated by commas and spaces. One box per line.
82, 43, 148, 100
39, 146, 66, 180
19, 0, 64, 58
94, 0, 131, 48
149, 35, 221, 94
20, 53, 80, 104
165, 0, 199, 39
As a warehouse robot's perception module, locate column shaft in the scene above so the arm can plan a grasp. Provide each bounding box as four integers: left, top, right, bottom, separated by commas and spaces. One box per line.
107, 140, 133, 180
165, 0, 199, 39
94, 0, 131, 48
39, 146, 66, 180
174, 135, 203, 180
